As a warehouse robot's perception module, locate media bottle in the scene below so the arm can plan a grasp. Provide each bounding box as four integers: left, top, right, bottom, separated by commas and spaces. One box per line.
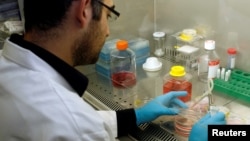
110, 40, 137, 88
153, 31, 166, 57
163, 65, 192, 102
198, 40, 220, 82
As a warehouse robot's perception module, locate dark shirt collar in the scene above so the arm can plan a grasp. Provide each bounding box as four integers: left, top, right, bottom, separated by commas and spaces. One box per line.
9, 34, 88, 97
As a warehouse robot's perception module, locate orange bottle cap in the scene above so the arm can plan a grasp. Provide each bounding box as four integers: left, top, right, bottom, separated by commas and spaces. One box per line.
227, 48, 237, 54
116, 40, 128, 50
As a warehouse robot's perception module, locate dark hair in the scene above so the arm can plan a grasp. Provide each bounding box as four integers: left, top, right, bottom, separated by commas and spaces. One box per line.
23, 0, 103, 32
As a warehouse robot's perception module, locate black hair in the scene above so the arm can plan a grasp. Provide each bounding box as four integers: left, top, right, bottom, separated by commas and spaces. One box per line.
23, 0, 103, 32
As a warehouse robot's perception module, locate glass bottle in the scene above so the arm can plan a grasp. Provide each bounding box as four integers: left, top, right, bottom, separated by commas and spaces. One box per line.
153, 31, 166, 57
163, 65, 192, 102
198, 40, 220, 82
110, 40, 137, 88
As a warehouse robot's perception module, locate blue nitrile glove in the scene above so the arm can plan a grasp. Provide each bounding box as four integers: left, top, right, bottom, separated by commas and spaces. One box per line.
189, 112, 226, 141
135, 91, 188, 125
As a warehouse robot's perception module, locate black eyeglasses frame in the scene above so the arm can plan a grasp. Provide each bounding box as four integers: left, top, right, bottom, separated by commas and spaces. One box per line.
97, 1, 120, 21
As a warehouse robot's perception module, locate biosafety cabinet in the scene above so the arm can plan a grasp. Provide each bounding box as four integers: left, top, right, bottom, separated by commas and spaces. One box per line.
79, 1, 250, 140
7, 0, 250, 140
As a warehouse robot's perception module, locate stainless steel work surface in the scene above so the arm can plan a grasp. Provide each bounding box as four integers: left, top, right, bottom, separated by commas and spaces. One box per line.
77, 62, 181, 141
76, 58, 250, 141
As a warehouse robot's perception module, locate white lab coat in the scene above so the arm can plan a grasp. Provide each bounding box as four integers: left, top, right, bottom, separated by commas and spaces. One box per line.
0, 39, 117, 141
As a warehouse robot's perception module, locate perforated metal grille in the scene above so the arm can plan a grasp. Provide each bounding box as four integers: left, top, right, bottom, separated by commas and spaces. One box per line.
84, 72, 179, 141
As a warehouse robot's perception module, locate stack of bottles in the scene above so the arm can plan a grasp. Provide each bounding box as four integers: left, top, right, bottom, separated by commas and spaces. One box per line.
95, 38, 150, 77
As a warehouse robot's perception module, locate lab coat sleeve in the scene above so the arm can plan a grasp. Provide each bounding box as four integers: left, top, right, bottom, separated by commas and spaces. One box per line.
97, 111, 118, 138
97, 109, 137, 138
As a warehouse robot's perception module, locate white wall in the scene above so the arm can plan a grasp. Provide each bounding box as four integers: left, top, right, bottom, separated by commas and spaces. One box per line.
17, 0, 250, 71
111, 0, 250, 72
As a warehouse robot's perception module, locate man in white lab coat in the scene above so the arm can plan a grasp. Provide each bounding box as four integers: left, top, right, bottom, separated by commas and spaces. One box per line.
0, 0, 225, 141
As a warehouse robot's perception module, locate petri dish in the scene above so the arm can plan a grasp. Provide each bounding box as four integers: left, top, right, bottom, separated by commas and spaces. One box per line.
174, 109, 202, 137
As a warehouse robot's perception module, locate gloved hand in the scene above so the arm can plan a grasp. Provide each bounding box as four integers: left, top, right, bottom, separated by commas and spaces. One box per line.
189, 112, 226, 141
135, 91, 188, 125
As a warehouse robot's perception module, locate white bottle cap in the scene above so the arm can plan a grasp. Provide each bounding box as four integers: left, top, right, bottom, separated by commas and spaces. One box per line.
153, 32, 166, 38
143, 57, 162, 71
204, 40, 215, 50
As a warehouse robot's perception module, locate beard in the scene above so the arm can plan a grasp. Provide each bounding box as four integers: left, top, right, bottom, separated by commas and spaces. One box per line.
72, 20, 105, 66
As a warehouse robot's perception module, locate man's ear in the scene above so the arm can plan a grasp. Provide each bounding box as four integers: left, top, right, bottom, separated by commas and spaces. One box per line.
76, 0, 92, 27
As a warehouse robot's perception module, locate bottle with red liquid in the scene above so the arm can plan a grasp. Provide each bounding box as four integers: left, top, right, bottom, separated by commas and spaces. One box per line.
110, 40, 136, 88
163, 65, 192, 102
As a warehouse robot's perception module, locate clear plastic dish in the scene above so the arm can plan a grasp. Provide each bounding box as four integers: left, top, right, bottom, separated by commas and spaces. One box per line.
174, 109, 202, 137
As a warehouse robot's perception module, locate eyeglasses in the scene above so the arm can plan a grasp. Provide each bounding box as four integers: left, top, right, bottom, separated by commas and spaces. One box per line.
97, 1, 120, 21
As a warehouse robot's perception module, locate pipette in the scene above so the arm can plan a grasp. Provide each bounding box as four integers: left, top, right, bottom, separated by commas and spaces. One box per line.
190, 78, 214, 111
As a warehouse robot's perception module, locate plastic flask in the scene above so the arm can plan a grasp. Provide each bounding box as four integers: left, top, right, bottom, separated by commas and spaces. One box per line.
198, 40, 220, 82
110, 40, 137, 88
163, 65, 192, 102
227, 48, 237, 70
153, 32, 166, 57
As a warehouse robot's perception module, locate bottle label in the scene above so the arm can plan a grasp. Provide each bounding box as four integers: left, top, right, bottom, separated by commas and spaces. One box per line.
198, 55, 208, 75
208, 60, 220, 78
229, 57, 235, 69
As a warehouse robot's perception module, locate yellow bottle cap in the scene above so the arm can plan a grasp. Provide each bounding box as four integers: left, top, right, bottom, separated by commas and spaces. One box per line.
169, 66, 186, 77
179, 33, 193, 41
